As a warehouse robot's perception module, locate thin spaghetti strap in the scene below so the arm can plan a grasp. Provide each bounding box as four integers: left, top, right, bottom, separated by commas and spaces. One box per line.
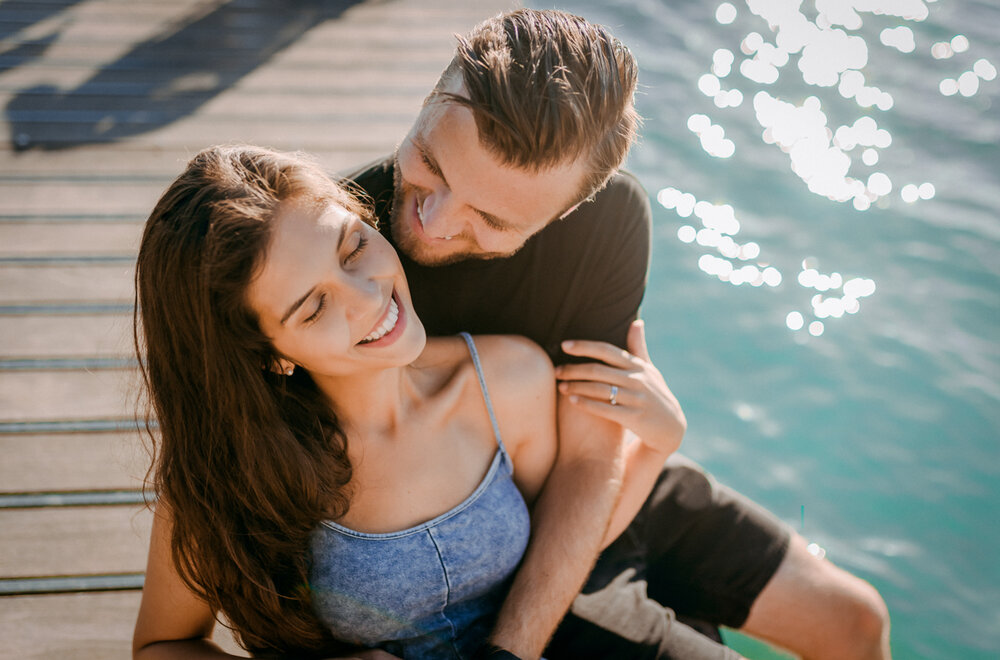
459, 332, 508, 456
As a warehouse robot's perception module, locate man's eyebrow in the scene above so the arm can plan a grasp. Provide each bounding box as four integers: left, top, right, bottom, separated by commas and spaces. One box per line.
279, 220, 348, 325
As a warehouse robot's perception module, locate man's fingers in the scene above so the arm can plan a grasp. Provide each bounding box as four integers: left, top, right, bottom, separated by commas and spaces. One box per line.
559, 379, 630, 406
564, 391, 632, 423
561, 338, 638, 367
555, 361, 630, 384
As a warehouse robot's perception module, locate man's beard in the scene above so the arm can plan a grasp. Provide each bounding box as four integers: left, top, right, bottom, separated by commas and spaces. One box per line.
389, 158, 515, 267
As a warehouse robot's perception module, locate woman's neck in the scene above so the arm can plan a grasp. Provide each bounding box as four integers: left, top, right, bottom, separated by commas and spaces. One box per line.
310, 363, 418, 440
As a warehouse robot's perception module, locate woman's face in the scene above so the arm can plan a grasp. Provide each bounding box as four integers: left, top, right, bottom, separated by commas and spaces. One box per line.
247, 200, 426, 378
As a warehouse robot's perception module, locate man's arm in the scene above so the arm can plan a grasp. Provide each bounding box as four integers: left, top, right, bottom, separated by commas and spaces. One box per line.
557, 320, 687, 547
487, 400, 626, 659
483, 176, 656, 657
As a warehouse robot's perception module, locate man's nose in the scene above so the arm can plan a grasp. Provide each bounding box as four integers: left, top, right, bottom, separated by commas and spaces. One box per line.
420, 190, 465, 239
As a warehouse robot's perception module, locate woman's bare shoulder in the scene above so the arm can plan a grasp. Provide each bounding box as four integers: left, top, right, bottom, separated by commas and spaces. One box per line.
413, 334, 553, 418
465, 335, 555, 439
468, 334, 553, 388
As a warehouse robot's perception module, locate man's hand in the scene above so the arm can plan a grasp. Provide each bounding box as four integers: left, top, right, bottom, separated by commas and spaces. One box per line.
555, 319, 686, 455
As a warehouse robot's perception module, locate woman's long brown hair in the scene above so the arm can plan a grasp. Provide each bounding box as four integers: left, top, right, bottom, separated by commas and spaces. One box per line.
134, 145, 370, 657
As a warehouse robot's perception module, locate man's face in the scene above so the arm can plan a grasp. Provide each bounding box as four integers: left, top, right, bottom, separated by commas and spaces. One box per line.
390, 80, 590, 266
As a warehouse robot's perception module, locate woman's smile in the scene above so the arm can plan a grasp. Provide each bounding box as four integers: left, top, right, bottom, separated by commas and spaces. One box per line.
358, 290, 406, 347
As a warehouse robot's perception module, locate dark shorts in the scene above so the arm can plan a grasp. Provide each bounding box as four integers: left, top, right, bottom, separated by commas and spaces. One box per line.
545, 454, 792, 659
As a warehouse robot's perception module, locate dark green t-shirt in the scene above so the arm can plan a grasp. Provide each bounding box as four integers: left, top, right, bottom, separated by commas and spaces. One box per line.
346, 157, 652, 365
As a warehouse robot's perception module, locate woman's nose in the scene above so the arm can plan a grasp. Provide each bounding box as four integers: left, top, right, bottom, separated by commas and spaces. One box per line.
340, 274, 382, 320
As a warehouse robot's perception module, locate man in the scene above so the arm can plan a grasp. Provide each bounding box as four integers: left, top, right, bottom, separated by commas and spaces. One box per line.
347, 9, 891, 659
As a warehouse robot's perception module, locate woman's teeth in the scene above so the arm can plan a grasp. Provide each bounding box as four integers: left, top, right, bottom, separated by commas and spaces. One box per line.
360, 298, 399, 344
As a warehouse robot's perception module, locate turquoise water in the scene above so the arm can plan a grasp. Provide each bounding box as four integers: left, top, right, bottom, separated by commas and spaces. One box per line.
534, 1, 998, 658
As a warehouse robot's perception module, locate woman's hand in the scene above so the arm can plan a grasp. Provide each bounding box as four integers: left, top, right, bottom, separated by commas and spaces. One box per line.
554, 320, 686, 457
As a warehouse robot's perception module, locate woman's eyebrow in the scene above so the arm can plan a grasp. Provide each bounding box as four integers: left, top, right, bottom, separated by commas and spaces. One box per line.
279, 220, 348, 325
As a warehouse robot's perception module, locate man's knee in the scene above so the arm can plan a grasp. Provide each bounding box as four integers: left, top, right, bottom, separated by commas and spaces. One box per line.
840, 576, 891, 658
743, 536, 892, 659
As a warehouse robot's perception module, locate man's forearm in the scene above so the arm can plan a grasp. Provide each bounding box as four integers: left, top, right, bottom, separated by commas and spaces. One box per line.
601, 433, 671, 548
489, 411, 625, 659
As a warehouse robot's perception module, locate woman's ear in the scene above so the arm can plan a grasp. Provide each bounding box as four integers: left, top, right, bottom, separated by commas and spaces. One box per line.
265, 357, 295, 377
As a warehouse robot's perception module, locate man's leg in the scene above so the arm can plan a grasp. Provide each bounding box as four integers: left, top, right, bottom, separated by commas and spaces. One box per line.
740, 534, 891, 660
545, 567, 745, 659
639, 455, 891, 660
548, 454, 891, 659
546, 453, 769, 659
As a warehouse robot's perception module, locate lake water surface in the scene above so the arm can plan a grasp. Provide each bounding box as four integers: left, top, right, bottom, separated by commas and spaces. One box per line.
532, 1, 999, 658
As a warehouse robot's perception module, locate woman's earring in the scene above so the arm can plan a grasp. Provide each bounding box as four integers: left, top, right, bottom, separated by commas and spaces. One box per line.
285, 366, 294, 376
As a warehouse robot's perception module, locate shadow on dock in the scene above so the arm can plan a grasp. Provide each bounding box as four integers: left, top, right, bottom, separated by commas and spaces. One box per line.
4, 0, 362, 151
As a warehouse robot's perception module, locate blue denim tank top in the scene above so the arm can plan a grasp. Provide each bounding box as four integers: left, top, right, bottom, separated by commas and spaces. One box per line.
309, 333, 531, 659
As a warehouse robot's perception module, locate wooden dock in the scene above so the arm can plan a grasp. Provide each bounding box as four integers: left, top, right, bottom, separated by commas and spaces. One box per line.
0, 0, 513, 656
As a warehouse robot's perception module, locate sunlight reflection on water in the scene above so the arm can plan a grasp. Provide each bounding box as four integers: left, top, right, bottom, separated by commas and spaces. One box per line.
656, 0, 995, 337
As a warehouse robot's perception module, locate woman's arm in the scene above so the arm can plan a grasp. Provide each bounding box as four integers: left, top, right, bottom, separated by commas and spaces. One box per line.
133, 505, 243, 659
135, 499, 404, 660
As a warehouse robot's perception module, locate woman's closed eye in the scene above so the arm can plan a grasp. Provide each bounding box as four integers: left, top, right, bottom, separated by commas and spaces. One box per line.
303, 293, 327, 325
345, 234, 368, 263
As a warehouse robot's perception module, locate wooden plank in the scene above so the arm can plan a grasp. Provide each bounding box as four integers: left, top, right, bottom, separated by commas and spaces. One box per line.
0, 88, 429, 117
0, 505, 152, 578
0, 591, 250, 659
0, 368, 138, 422
0, 222, 142, 256
1, 23, 483, 52
0, 66, 441, 96
1, 43, 457, 71
2, 119, 413, 158
0, 147, 386, 177
0, 314, 133, 359
0, 182, 166, 215
0, 264, 134, 304
0, 432, 147, 493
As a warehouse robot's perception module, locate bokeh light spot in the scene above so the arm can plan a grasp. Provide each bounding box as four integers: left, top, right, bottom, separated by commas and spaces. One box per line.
880, 26, 915, 53
939, 78, 959, 96
699, 73, 722, 97
958, 71, 980, 97
931, 42, 954, 59
973, 58, 997, 81
716, 2, 737, 25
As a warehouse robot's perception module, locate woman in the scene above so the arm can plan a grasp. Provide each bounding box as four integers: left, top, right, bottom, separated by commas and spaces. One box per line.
131, 145, 559, 659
